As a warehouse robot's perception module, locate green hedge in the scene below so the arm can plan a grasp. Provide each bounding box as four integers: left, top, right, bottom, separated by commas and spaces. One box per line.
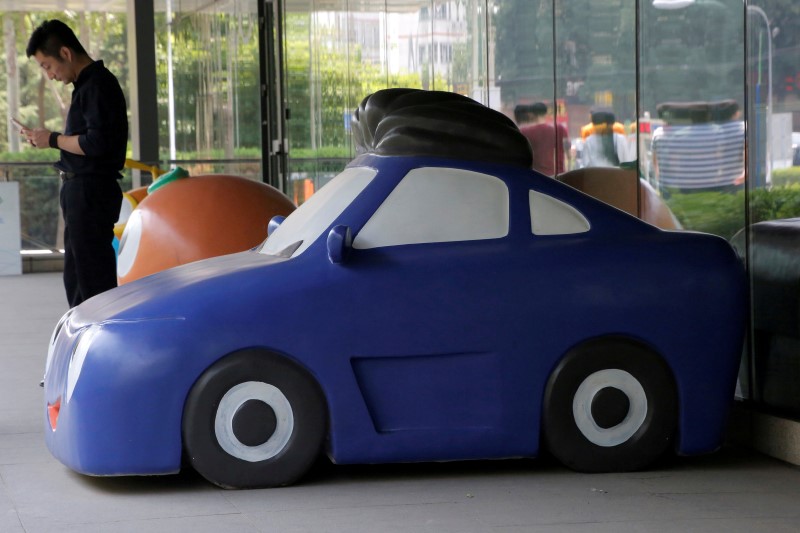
666, 184, 800, 240
288, 146, 351, 174
772, 166, 800, 188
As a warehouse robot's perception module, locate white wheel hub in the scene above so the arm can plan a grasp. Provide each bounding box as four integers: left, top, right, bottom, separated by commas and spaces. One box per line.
572, 369, 647, 447
214, 381, 294, 462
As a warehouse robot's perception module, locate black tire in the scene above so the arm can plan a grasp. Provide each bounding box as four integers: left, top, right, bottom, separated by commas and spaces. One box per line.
543, 337, 677, 473
183, 349, 327, 488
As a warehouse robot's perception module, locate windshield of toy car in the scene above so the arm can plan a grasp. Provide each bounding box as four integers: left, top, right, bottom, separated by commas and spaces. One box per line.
259, 166, 377, 257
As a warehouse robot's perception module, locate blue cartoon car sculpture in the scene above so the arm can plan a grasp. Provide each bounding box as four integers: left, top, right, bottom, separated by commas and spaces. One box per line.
43, 89, 746, 489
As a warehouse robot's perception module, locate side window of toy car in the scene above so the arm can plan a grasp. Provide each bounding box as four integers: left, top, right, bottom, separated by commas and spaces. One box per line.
353, 167, 509, 249
529, 190, 591, 235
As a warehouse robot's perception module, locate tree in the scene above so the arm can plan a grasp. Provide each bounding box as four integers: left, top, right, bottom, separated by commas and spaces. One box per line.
283, 10, 442, 159
154, 9, 261, 162
494, 0, 555, 107
4, 15, 21, 153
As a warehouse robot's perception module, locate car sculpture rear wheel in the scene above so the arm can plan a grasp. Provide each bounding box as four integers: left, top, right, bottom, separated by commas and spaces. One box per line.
183, 349, 327, 488
543, 337, 678, 472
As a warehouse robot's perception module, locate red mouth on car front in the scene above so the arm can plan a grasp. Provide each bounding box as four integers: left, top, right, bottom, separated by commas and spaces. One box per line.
48, 398, 61, 431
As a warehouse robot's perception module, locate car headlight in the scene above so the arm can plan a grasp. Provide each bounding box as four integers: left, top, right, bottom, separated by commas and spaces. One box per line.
66, 324, 101, 403
45, 309, 73, 379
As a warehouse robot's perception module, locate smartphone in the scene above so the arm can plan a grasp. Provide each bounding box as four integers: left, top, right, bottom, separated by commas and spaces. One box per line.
10, 117, 27, 131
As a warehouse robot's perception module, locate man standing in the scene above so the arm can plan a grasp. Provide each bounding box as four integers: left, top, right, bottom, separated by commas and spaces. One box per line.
515, 103, 569, 176
22, 19, 127, 307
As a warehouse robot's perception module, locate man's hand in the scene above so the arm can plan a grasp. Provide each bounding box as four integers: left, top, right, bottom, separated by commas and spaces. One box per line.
22, 127, 53, 149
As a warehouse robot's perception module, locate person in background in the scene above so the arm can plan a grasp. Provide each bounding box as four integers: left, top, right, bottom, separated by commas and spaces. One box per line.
651, 100, 745, 192
22, 19, 127, 307
515, 102, 570, 176
580, 109, 626, 140
580, 110, 633, 168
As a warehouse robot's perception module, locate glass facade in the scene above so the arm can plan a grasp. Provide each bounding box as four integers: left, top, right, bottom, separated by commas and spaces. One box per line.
743, 1, 800, 418
153, 0, 262, 178
1, 0, 800, 420
282, 0, 483, 204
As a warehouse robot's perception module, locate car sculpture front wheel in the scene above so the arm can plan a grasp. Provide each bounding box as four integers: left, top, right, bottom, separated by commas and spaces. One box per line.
183, 349, 327, 488
543, 337, 678, 472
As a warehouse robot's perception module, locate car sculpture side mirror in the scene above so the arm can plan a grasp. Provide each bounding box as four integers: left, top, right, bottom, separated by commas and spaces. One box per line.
327, 225, 352, 264
268, 215, 286, 236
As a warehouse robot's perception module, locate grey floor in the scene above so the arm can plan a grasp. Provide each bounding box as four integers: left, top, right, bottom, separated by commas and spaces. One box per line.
2, 273, 800, 533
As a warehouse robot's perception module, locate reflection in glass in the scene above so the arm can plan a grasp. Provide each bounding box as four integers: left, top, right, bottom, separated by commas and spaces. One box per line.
155, 1, 261, 177
557, 0, 636, 174
494, 1, 559, 175
494, 1, 638, 176
742, 1, 800, 417
641, 0, 745, 241
284, 1, 478, 203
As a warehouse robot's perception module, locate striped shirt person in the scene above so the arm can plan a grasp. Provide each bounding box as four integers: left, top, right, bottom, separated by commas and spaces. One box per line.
652, 100, 745, 191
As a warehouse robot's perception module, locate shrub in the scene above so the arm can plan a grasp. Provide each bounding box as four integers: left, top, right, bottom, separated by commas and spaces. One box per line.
666, 184, 800, 240
771, 167, 800, 188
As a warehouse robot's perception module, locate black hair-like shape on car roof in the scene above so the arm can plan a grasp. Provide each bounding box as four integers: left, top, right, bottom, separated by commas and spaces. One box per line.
656, 100, 739, 123
352, 88, 533, 169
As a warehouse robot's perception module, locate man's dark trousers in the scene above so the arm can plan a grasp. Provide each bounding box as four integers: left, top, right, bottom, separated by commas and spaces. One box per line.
60, 174, 122, 307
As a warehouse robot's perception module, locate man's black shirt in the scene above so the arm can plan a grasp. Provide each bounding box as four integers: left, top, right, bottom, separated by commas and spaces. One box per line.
56, 60, 128, 176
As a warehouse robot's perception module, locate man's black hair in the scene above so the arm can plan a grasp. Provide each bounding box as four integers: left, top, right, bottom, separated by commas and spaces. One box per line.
591, 109, 616, 126
529, 102, 548, 117
26, 19, 87, 59
589, 108, 619, 166
514, 102, 547, 123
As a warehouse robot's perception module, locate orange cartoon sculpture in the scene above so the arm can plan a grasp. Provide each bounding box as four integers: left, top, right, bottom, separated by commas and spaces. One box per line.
116, 172, 295, 284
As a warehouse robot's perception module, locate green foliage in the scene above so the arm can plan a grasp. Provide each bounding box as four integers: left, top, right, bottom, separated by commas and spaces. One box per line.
0, 148, 60, 164
288, 146, 351, 174
665, 184, 800, 240
494, 0, 554, 102
665, 189, 746, 240
18, 176, 60, 248
750, 184, 800, 222
0, 150, 61, 247
283, 12, 441, 157
154, 11, 261, 159
772, 167, 800, 188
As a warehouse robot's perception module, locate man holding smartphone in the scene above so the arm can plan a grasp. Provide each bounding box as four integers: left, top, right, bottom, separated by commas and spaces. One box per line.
22, 19, 127, 307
